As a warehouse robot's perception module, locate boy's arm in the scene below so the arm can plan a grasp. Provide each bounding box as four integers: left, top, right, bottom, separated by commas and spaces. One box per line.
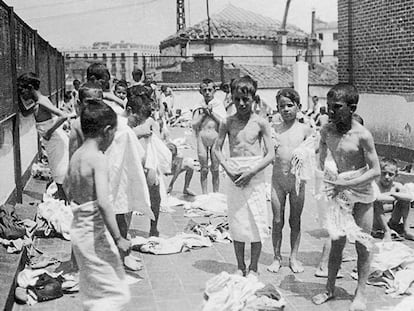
103, 92, 125, 109
133, 122, 152, 139
234, 119, 275, 187
390, 183, 414, 202
191, 109, 205, 132
319, 126, 328, 170
213, 120, 235, 176
68, 126, 80, 160
94, 156, 130, 252
38, 96, 68, 118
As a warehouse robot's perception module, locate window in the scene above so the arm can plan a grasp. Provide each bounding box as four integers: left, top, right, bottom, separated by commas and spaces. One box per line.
320, 50, 324, 57
74, 53, 78, 58
121, 63, 125, 69
93, 53, 97, 59
333, 32, 338, 40
333, 50, 338, 57
83, 53, 88, 59
65, 54, 70, 59
318, 33, 323, 40
111, 53, 116, 59
102, 53, 107, 60
121, 53, 125, 60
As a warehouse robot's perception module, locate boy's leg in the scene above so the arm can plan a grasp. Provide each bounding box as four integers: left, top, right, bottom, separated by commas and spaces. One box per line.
373, 201, 392, 241
350, 202, 373, 311
183, 167, 196, 196
233, 240, 246, 275
267, 181, 286, 273
249, 241, 262, 274
288, 183, 305, 273
167, 167, 181, 194
210, 147, 220, 193
197, 137, 209, 194
390, 200, 414, 240
149, 184, 161, 237
315, 239, 331, 277
56, 183, 67, 202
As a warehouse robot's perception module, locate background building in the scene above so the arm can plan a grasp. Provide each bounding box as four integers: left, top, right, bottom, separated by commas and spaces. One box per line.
314, 18, 338, 64
64, 41, 160, 86
338, 0, 414, 160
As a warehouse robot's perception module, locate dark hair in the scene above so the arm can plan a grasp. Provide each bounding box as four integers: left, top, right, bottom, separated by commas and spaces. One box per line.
17, 72, 40, 90
132, 68, 143, 82
352, 113, 364, 125
115, 80, 128, 89
73, 79, 81, 86
80, 99, 117, 138
64, 91, 72, 102
126, 94, 152, 118
86, 63, 110, 90
233, 75, 258, 97
320, 107, 327, 114
327, 83, 359, 107
380, 157, 398, 171
78, 81, 103, 103
200, 78, 215, 88
276, 88, 300, 106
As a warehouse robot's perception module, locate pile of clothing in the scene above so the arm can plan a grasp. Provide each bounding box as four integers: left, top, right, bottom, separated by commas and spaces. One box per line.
35, 183, 73, 240
360, 242, 414, 297
184, 193, 227, 218
130, 233, 212, 255
185, 219, 232, 243
203, 272, 286, 311
31, 162, 52, 180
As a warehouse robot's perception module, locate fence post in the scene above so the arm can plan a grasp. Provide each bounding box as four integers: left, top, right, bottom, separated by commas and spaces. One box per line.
8, 6, 23, 203
220, 56, 224, 85
62, 55, 65, 98
55, 49, 59, 105
142, 54, 146, 78
46, 43, 52, 103
33, 30, 42, 161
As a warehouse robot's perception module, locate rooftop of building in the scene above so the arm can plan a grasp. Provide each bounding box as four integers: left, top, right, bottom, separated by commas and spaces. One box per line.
314, 18, 337, 31
160, 4, 309, 49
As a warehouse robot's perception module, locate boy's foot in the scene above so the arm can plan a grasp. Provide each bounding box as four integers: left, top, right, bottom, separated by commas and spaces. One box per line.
267, 258, 282, 273
403, 231, 414, 240
349, 296, 367, 311
124, 255, 143, 271
314, 268, 344, 278
312, 291, 334, 305
149, 229, 160, 237
246, 270, 259, 279
235, 269, 246, 277
183, 189, 196, 196
289, 258, 304, 273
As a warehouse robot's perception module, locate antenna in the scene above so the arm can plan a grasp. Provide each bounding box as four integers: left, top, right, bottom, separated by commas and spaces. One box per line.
177, 0, 186, 32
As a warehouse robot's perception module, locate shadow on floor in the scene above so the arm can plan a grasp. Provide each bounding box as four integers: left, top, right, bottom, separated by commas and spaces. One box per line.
306, 228, 329, 240
193, 259, 237, 274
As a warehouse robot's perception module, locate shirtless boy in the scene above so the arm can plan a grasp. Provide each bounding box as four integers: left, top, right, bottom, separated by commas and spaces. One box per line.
312, 83, 380, 311
374, 157, 414, 241
267, 88, 313, 274
192, 78, 226, 194
215, 75, 274, 276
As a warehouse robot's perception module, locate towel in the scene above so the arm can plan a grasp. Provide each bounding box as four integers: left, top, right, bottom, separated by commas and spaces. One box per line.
317, 159, 376, 248
36, 118, 69, 184
70, 200, 130, 311
226, 156, 270, 243
105, 117, 152, 217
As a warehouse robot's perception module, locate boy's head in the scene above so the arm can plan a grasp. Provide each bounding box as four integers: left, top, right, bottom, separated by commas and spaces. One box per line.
166, 142, 178, 159
232, 75, 257, 119
64, 91, 72, 103
132, 68, 143, 83
17, 72, 40, 100
77, 81, 103, 115
320, 107, 327, 115
86, 63, 110, 91
81, 99, 117, 151
379, 158, 398, 188
327, 83, 359, 133
220, 82, 231, 94
276, 88, 300, 122
73, 79, 81, 90
199, 78, 216, 103
126, 94, 153, 124
114, 80, 128, 101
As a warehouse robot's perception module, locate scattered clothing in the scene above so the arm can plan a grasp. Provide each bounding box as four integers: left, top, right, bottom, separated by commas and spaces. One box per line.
31, 162, 52, 180
160, 195, 188, 213
0, 204, 26, 240
70, 200, 130, 310
226, 156, 270, 243
184, 193, 227, 218
131, 233, 212, 255
185, 219, 232, 243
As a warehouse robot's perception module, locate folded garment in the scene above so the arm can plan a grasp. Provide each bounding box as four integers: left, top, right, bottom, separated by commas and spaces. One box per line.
184, 193, 227, 218
185, 219, 232, 243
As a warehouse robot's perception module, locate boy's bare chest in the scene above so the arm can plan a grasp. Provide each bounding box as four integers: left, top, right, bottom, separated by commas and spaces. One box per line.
229, 120, 261, 144
326, 132, 361, 157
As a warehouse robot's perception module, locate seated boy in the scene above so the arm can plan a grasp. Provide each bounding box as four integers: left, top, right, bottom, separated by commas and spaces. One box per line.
166, 142, 196, 196
374, 158, 414, 241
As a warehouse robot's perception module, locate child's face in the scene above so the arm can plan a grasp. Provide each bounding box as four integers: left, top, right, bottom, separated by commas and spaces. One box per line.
277, 96, 298, 122
233, 90, 253, 118
379, 164, 397, 187
114, 86, 127, 100
17, 85, 35, 101
327, 99, 355, 133
200, 83, 215, 103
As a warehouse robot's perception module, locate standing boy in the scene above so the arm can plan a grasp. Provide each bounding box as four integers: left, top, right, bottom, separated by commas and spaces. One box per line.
64, 100, 131, 310
267, 88, 314, 274
192, 78, 226, 194
214, 75, 274, 276
312, 83, 380, 311
374, 157, 414, 241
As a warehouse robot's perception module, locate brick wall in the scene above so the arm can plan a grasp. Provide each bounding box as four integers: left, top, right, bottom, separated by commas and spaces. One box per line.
338, 0, 414, 93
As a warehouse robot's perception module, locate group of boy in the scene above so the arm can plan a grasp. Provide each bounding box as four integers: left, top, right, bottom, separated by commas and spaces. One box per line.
192, 76, 413, 311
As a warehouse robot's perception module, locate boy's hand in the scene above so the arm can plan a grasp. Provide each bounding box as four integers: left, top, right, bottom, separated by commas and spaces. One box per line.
235, 170, 255, 187
324, 177, 349, 192
116, 237, 131, 255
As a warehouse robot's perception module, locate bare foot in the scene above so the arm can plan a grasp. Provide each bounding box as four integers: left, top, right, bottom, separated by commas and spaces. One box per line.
312, 291, 334, 305
183, 188, 196, 196
235, 269, 246, 277
349, 296, 366, 311
289, 258, 304, 273
314, 267, 344, 278
383, 231, 392, 242
267, 258, 282, 273
247, 270, 259, 279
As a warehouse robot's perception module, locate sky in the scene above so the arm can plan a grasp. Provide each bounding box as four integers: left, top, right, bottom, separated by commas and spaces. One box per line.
6, 0, 337, 50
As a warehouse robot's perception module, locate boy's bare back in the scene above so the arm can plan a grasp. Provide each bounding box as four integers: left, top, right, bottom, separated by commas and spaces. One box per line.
321, 120, 375, 173
226, 113, 269, 157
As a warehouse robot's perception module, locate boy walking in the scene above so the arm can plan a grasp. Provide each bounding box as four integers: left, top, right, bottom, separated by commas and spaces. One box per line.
312, 83, 380, 311
192, 78, 226, 194
214, 76, 274, 276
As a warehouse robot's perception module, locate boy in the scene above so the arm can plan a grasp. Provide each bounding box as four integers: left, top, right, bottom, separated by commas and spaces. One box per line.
267, 88, 314, 274
166, 142, 196, 196
312, 83, 380, 311
64, 99, 131, 310
114, 79, 128, 105
214, 75, 274, 276
192, 78, 226, 194
374, 158, 414, 241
